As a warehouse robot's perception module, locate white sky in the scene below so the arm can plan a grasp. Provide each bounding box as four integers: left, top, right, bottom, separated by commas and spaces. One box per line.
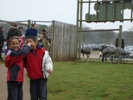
0, 0, 132, 31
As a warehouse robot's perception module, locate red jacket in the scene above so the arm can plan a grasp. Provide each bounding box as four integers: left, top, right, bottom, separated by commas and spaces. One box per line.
25, 45, 45, 79
5, 46, 31, 82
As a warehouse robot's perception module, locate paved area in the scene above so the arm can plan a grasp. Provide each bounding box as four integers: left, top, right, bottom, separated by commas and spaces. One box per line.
0, 62, 30, 100
81, 51, 133, 61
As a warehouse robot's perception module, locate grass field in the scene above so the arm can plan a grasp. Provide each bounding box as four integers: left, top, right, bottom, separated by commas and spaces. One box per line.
48, 58, 133, 100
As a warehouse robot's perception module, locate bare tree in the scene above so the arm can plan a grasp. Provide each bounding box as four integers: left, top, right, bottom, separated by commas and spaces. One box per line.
82, 27, 92, 43
98, 31, 116, 43
122, 26, 133, 45
128, 26, 133, 39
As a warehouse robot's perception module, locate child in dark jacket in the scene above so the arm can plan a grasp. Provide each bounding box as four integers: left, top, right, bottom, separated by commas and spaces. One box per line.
5, 36, 31, 100
6, 23, 20, 41
25, 36, 53, 100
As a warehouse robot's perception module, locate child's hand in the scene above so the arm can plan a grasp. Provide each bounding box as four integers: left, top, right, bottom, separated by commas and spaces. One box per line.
47, 69, 52, 74
27, 42, 32, 47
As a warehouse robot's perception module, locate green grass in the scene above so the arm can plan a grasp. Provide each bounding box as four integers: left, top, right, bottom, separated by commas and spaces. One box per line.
2, 56, 132, 100
47, 58, 133, 100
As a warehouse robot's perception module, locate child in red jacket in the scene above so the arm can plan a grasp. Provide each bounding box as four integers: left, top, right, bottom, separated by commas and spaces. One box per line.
25, 36, 52, 100
5, 36, 31, 100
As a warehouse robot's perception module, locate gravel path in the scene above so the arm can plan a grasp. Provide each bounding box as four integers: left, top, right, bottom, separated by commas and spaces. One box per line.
0, 63, 30, 100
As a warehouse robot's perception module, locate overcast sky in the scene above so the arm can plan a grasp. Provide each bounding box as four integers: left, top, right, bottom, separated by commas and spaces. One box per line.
0, 0, 132, 31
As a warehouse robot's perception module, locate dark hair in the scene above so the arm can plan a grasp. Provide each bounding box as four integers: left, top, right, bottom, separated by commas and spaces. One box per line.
11, 22, 17, 27
32, 24, 36, 27
19, 27, 23, 30
41, 29, 46, 32
25, 35, 37, 42
8, 36, 20, 46
0, 26, 3, 30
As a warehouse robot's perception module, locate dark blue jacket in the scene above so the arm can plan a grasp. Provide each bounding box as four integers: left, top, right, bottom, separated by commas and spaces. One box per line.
5, 45, 31, 82
25, 28, 38, 37
0, 30, 4, 46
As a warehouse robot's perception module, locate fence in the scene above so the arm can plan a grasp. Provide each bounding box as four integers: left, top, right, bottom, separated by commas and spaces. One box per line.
52, 21, 77, 61
0, 20, 77, 61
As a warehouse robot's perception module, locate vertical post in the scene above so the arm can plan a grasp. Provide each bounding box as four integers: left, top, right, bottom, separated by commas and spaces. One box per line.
131, 0, 133, 22
78, 0, 83, 60
88, 0, 90, 20
52, 20, 55, 61
118, 25, 122, 47
76, 0, 80, 59
105, 1, 107, 20
96, 0, 98, 20
122, 0, 124, 21
117, 25, 122, 64
33, 21, 36, 24
113, 0, 115, 20
28, 20, 31, 28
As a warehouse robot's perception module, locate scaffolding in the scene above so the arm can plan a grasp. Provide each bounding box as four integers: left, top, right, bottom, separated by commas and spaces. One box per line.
76, 0, 132, 59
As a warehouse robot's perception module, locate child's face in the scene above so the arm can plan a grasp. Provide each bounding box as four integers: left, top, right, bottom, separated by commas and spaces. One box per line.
9, 39, 20, 51
26, 38, 37, 51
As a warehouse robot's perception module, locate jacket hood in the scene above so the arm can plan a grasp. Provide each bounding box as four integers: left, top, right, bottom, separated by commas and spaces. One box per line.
9, 28, 18, 32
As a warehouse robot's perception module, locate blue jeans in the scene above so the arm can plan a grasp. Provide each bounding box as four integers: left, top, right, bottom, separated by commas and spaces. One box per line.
30, 78, 47, 100
7, 81, 23, 100
120, 55, 123, 63
110, 56, 114, 62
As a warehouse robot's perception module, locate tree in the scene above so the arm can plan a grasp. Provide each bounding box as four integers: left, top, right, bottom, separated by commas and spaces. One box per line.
98, 31, 116, 44
128, 26, 133, 40
121, 26, 133, 45
82, 27, 93, 43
